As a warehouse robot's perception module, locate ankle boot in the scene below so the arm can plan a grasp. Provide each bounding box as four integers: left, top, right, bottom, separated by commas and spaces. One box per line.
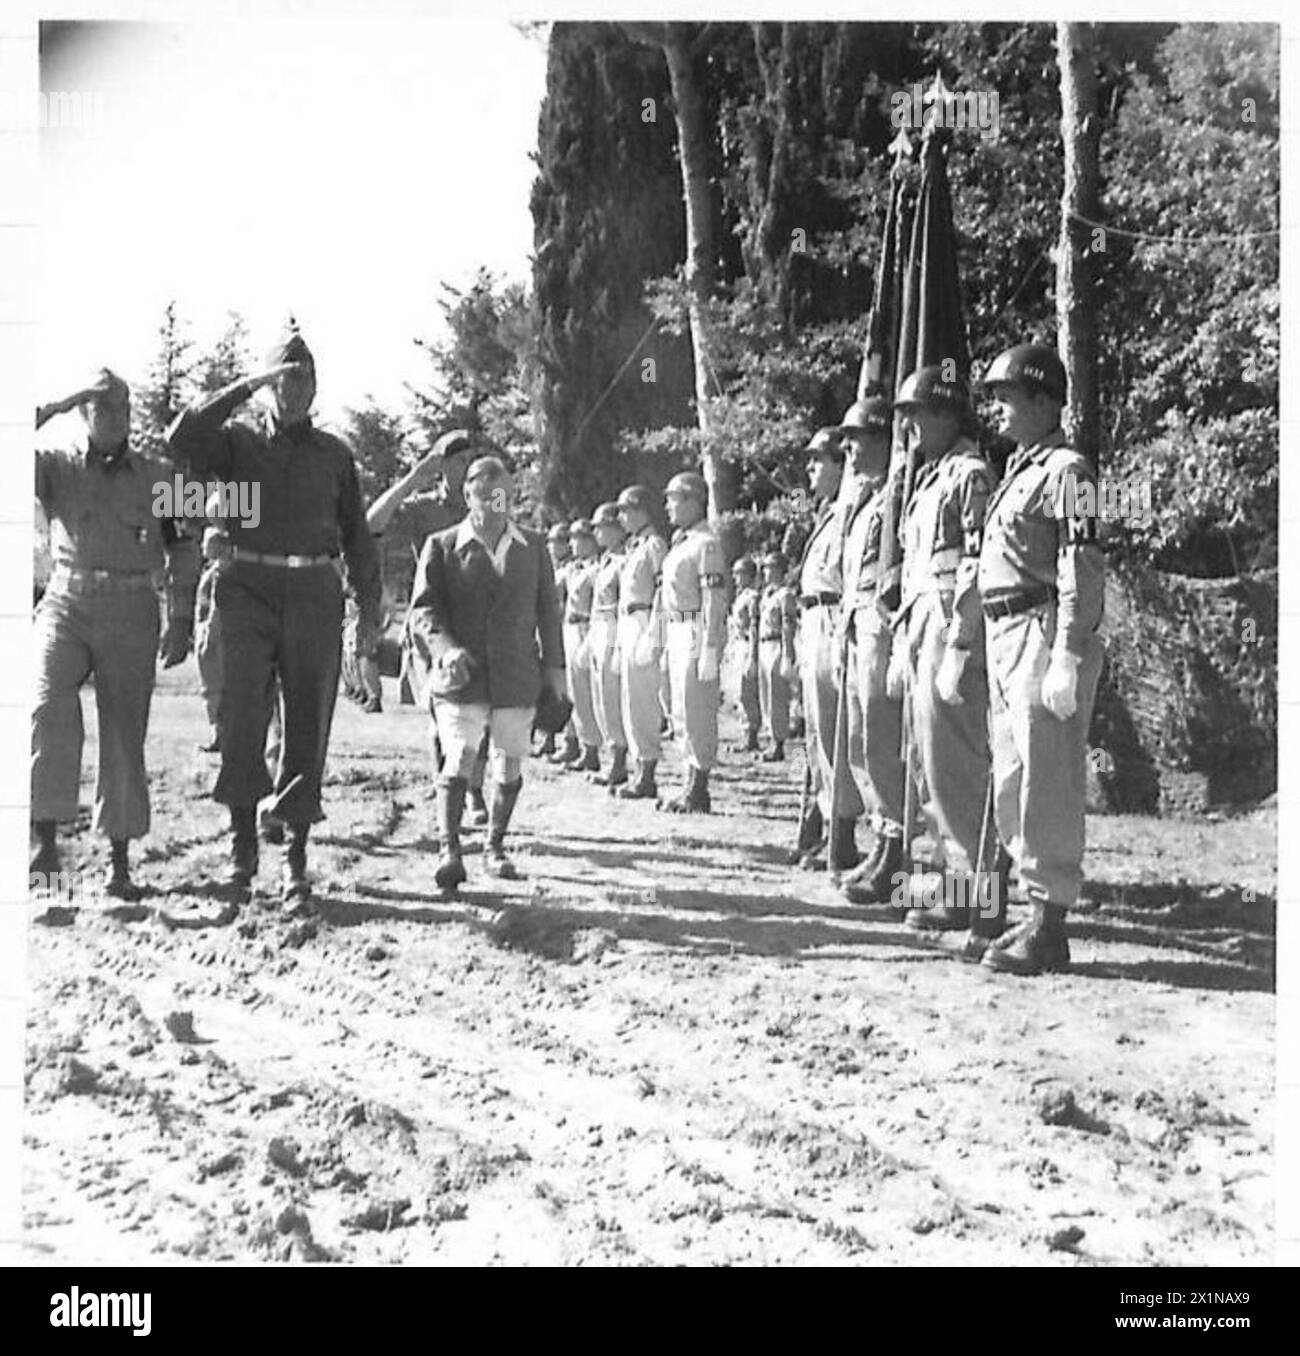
665, 765, 711, 813
567, 743, 600, 774
593, 746, 629, 788
105, 838, 141, 901
791, 802, 825, 867
485, 778, 524, 879
843, 835, 905, 906
435, 777, 469, 892
230, 808, 258, 890
761, 741, 785, 763
551, 733, 580, 765
617, 758, 658, 800
30, 819, 60, 881
283, 823, 312, 908
538, 731, 557, 758
960, 851, 1012, 960
983, 898, 1070, 975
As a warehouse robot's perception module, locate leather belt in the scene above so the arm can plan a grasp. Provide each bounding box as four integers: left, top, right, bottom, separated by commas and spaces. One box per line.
565, 613, 590, 624
233, 548, 338, 569
665, 609, 700, 623
623, 602, 653, 614
760, 633, 784, 642
800, 592, 841, 609
983, 584, 1055, 620
49, 566, 155, 593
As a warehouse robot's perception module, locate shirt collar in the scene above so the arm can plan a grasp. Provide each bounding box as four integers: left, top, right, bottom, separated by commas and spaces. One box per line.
455, 516, 526, 554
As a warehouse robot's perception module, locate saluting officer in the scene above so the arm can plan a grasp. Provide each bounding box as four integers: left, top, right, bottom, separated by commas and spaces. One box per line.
167, 324, 382, 909
728, 556, 762, 753
796, 428, 865, 870
951, 344, 1105, 974
756, 552, 797, 762
561, 519, 602, 773
834, 397, 907, 904
543, 523, 574, 761
656, 472, 728, 812
887, 365, 1001, 939
588, 502, 629, 788
614, 485, 668, 801
32, 370, 198, 899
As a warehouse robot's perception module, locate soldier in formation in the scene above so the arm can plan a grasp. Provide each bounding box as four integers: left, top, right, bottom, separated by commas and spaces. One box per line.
728, 556, 762, 754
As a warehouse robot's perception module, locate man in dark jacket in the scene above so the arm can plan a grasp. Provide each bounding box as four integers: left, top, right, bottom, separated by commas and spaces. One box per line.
406, 455, 565, 889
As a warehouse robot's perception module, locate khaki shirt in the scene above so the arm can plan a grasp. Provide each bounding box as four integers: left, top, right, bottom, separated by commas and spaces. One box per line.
36, 444, 198, 613
730, 585, 759, 648
842, 479, 890, 609
591, 548, 623, 619
618, 525, 667, 614
899, 435, 993, 617
759, 583, 798, 647
658, 519, 727, 651
798, 505, 844, 599
565, 558, 597, 623
951, 429, 1105, 656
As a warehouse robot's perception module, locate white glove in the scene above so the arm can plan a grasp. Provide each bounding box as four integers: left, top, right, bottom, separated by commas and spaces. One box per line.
697, 645, 720, 683
886, 631, 909, 700
936, 646, 968, 706
1041, 649, 1081, 721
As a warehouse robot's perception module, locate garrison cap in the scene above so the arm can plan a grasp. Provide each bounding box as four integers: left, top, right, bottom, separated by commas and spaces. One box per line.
665, 470, 708, 503
569, 518, 595, 540
266, 317, 315, 377
803, 427, 846, 461
982, 343, 1067, 404
616, 484, 655, 512
547, 523, 569, 544
593, 501, 621, 527
839, 396, 893, 436
894, 365, 969, 414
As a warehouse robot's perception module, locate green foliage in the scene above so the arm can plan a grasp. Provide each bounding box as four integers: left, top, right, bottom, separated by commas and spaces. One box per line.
130, 300, 195, 459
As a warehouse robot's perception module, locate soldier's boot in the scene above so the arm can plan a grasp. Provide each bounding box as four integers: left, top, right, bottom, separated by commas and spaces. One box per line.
362, 694, 383, 715
282, 823, 313, 913
828, 816, 860, 875
960, 849, 1013, 961
905, 871, 975, 932
30, 820, 61, 883
537, 731, 557, 758
434, 777, 469, 893
591, 746, 628, 788
665, 766, 711, 814
551, 732, 580, 765
791, 802, 825, 869
467, 785, 490, 828
229, 808, 259, 899
484, 778, 524, 880
734, 729, 760, 754
982, 899, 1070, 976
104, 838, 142, 902
618, 758, 659, 800
566, 743, 600, 774
843, 835, 905, 907
761, 740, 785, 763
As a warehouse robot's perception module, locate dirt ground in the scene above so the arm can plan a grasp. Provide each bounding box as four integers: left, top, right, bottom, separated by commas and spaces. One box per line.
23, 660, 1275, 1266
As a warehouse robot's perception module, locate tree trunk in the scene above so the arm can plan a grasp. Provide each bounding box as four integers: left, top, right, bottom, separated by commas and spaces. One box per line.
660, 29, 735, 519
1056, 21, 1102, 463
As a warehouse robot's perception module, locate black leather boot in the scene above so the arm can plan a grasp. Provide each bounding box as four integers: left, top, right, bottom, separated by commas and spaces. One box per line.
229, 808, 259, 897
665, 766, 711, 813
761, 740, 785, 763
435, 777, 468, 893
485, 778, 524, 879
105, 838, 142, 901
842, 835, 905, 906
30, 820, 60, 882
551, 733, 580, 765
828, 816, 860, 874
791, 802, 825, 868
566, 743, 600, 774
983, 899, 1070, 975
283, 823, 312, 912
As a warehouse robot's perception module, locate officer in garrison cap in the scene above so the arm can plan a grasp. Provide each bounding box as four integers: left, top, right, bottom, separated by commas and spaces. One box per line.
887, 364, 1004, 943
835, 396, 908, 905
32, 369, 199, 899
614, 484, 669, 800
587, 502, 629, 787
655, 472, 728, 812
756, 552, 797, 762
795, 428, 865, 870
560, 519, 602, 773
542, 522, 574, 760
951, 343, 1105, 974
168, 320, 381, 913
728, 556, 762, 754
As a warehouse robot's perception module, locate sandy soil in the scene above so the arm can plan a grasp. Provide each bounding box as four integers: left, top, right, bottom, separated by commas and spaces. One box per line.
23, 662, 1275, 1266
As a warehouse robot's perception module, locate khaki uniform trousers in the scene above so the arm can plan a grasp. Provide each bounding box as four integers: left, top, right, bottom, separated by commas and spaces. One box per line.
758, 641, 791, 742
563, 620, 599, 748
666, 617, 719, 771
849, 605, 905, 835
618, 611, 662, 764
32, 582, 159, 840
588, 618, 625, 753
987, 607, 1104, 905
798, 603, 864, 821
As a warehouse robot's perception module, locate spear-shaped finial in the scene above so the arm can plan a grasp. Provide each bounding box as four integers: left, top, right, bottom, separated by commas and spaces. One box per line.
888, 128, 913, 166
922, 70, 951, 137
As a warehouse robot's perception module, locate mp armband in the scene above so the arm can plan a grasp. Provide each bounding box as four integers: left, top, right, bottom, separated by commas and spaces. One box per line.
1064, 515, 1099, 545
701, 572, 727, 589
